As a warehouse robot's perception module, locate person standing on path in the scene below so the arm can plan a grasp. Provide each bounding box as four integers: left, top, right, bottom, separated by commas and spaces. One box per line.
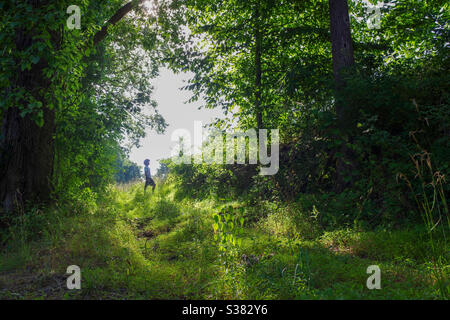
144, 159, 156, 194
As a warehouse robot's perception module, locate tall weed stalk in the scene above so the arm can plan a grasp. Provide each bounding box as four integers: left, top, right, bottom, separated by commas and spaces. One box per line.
398, 103, 449, 298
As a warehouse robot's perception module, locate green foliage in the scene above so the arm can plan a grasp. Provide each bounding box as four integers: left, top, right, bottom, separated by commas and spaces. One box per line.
1, 181, 447, 299
1, 0, 449, 301
154, 0, 450, 231
114, 156, 141, 184
213, 206, 245, 253
48, 2, 167, 204
164, 157, 258, 200
1, 1, 169, 210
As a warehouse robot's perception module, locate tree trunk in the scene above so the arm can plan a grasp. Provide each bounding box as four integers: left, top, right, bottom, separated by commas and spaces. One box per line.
329, 0, 355, 120
1, 105, 55, 213
1, 15, 55, 213
328, 0, 356, 191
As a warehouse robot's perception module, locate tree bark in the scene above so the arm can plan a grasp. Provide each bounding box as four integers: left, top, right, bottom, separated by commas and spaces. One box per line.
328, 0, 356, 191
329, 0, 355, 120
0, 101, 55, 213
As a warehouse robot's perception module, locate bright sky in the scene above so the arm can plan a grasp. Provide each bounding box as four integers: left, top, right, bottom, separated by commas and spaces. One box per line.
128, 67, 225, 175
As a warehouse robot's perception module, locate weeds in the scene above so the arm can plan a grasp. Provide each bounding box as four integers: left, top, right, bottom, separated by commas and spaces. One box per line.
397, 120, 449, 298
0, 180, 447, 299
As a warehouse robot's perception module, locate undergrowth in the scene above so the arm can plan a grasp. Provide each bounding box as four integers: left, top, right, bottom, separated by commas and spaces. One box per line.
0, 180, 448, 299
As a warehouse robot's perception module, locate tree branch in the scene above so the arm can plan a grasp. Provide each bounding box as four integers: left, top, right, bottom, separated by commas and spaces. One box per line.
93, 0, 145, 46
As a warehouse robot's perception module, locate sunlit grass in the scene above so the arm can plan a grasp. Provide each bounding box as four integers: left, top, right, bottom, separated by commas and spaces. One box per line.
0, 180, 447, 299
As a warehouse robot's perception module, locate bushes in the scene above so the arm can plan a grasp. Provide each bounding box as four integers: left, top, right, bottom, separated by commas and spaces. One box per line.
159, 63, 448, 231
114, 157, 141, 184
165, 159, 258, 201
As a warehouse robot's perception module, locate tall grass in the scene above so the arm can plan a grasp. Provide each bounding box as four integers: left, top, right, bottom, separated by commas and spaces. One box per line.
1, 174, 447, 299
398, 143, 449, 298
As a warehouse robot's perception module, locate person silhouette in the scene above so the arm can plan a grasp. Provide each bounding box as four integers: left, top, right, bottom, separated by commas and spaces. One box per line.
144, 159, 155, 193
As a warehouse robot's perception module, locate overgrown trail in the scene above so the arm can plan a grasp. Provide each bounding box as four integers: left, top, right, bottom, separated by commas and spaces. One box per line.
0, 182, 447, 299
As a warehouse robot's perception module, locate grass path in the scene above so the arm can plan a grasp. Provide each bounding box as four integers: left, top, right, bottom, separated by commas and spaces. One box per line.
0, 182, 448, 299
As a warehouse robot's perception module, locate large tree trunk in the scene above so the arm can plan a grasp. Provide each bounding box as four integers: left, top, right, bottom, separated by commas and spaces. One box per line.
329, 0, 355, 120
0, 105, 55, 213
328, 0, 356, 191
0, 13, 55, 213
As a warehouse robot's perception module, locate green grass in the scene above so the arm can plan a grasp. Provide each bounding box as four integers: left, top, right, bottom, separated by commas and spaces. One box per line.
0, 181, 448, 299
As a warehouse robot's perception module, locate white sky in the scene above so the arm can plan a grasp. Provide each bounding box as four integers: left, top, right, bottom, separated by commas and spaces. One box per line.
128, 67, 225, 174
